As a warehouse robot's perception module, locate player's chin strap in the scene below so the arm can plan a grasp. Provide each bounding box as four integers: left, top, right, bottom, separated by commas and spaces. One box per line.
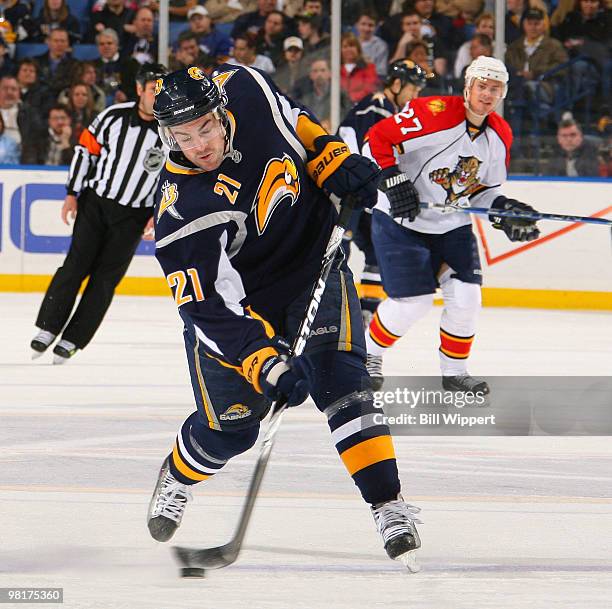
216, 107, 242, 164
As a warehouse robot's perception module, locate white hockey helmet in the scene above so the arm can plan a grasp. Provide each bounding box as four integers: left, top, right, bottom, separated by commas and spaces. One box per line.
464, 55, 509, 100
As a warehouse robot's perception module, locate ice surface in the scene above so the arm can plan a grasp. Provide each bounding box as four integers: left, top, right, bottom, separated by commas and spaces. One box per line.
1, 294, 611, 609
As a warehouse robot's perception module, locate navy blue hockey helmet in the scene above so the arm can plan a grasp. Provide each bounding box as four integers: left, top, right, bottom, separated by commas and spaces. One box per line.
385, 59, 428, 90
154, 66, 228, 151
136, 62, 168, 87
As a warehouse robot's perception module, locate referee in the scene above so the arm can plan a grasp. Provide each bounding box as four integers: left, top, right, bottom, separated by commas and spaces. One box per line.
30, 63, 168, 364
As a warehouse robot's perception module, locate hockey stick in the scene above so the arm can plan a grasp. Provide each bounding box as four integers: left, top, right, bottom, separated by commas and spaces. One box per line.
172, 196, 356, 571
421, 202, 612, 226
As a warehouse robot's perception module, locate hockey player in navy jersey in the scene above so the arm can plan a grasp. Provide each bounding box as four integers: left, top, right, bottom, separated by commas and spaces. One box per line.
146, 66, 422, 570
363, 56, 540, 392
338, 60, 428, 327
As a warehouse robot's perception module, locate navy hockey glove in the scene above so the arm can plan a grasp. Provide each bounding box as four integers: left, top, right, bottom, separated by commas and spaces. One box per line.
322, 153, 381, 209
379, 167, 421, 222
489, 196, 540, 242
259, 355, 310, 407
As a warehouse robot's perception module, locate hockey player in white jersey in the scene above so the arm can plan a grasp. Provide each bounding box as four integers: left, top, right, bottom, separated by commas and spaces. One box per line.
363, 56, 540, 391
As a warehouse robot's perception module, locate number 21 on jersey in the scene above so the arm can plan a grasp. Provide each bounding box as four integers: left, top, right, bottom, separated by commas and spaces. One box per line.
166, 268, 203, 307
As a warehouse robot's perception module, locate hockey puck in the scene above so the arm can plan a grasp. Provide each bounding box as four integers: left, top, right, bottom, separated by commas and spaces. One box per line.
180, 567, 206, 579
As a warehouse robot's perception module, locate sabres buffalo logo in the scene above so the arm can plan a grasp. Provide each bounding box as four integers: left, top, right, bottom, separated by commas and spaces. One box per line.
219, 403, 252, 421
429, 156, 482, 205
154, 78, 163, 95
157, 180, 183, 220
252, 154, 300, 235
188, 66, 206, 81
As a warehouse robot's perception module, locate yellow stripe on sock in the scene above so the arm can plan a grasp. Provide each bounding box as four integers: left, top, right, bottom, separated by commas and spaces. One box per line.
340, 435, 396, 476
172, 443, 210, 482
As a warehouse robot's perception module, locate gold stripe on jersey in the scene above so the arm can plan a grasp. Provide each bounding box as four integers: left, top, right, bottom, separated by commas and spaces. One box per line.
340, 435, 396, 476
172, 443, 211, 482
296, 114, 328, 151
194, 336, 221, 430
338, 271, 352, 351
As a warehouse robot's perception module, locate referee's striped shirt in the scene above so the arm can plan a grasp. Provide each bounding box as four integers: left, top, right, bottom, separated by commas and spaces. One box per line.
67, 101, 165, 208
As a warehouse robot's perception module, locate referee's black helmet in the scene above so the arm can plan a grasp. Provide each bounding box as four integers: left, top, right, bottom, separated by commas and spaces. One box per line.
384, 59, 428, 89
136, 62, 168, 87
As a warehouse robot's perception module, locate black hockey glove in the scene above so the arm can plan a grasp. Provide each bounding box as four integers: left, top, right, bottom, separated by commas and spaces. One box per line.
378, 167, 421, 222
322, 153, 381, 209
259, 354, 311, 407
489, 196, 540, 242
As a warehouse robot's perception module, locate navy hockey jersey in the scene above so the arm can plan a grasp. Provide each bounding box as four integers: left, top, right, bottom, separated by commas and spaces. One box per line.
337, 92, 395, 155
154, 65, 352, 391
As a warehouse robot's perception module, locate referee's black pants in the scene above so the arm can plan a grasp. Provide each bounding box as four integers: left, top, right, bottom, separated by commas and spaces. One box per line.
35, 190, 153, 349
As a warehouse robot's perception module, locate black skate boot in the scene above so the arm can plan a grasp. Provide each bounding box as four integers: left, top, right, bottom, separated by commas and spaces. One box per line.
442, 374, 490, 395
52, 340, 78, 364
30, 330, 56, 359
366, 354, 384, 391
371, 495, 422, 572
147, 457, 193, 542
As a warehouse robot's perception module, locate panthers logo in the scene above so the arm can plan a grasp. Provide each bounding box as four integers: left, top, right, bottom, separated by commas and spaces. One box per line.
429, 156, 482, 205
157, 180, 183, 220
426, 98, 447, 116
252, 154, 300, 235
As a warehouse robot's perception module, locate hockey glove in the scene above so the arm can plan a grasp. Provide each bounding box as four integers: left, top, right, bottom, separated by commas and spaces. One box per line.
378, 167, 421, 222
259, 354, 311, 407
322, 153, 381, 209
489, 196, 540, 242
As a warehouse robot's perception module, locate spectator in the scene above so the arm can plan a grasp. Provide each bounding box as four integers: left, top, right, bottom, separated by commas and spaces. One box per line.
0, 112, 20, 164
297, 59, 351, 131
453, 34, 493, 91
389, 9, 448, 74
548, 117, 601, 176
454, 12, 495, 79
16, 58, 53, 117
89, 0, 135, 46
299, 0, 331, 32
274, 36, 308, 93
59, 62, 106, 114
21, 104, 73, 166
231, 0, 277, 39
555, 0, 610, 68
185, 6, 232, 60
355, 11, 389, 78
506, 0, 526, 44
199, 0, 243, 24
123, 7, 157, 64
340, 32, 379, 103
296, 12, 329, 57
34, 28, 79, 97
227, 33, 276, 73
32, 0, 81, 44
64, 83, 96, 145
0, 75, 41, 149
93, 28, 129, 106
1, 0, 34, 42
505, 8, 568, 105
403, 40, 444, 94
412, 0, 453, 44
169, 31, 212, 71
0, 39, 15, 77
256, 10, 288, 66
146, 0, 198, 21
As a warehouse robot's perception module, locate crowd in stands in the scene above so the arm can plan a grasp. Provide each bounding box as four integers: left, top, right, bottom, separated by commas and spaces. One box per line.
0, 0, 609, 175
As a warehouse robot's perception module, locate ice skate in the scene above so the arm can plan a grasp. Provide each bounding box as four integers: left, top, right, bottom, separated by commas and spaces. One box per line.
366, 353, 384, 390
30, 330, 56, 359
371, 495, 422, 573
442, 374, 490, 395
147, 457, 193, 542
52, 340, 78, 364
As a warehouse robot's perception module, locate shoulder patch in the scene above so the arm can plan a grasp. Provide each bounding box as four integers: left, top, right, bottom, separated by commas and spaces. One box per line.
157, 180, 183, 221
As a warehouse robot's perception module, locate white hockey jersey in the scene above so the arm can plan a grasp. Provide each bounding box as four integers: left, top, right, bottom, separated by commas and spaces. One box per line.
364, 95, 513, 234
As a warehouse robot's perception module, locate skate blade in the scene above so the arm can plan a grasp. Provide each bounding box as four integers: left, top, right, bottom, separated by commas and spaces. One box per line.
31, 350, 46, 360
53, 355, 70, 365
397, 549, 420, 573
